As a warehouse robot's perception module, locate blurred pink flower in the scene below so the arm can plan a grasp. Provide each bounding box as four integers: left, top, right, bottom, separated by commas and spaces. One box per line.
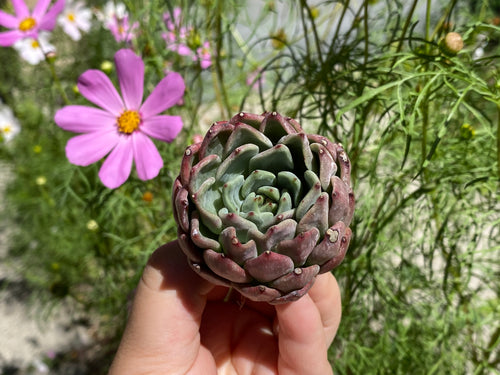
194, 41, 211, 69
107, 14, 138, 43
0, 0, 65, 46
162, 7, 190, 56
162, 7, 212, 70
246, 68, 265, 89
55, 49, 185, 189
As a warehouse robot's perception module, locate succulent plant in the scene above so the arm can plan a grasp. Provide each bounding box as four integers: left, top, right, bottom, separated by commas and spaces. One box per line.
172, 111, 354, 304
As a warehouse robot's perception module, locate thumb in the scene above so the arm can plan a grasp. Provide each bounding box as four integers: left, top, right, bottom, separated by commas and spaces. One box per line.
109, 241, 214, 374
275, 293, 335, 375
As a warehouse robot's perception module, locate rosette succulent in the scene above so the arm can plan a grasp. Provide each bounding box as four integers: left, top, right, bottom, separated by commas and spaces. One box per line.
173, 111, 354, 304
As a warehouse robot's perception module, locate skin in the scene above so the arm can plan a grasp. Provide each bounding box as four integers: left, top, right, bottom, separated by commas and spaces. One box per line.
108, 240, 342, 375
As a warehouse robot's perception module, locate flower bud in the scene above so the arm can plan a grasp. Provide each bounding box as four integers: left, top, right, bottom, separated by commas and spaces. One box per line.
100, 60, 113, 74
440, 32, 464, 56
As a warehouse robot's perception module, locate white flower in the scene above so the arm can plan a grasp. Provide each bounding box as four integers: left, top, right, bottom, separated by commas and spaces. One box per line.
13, 32, 55, 65
58, 0, 92, 41
95, 1, 128, 24
0, 103, 21, 143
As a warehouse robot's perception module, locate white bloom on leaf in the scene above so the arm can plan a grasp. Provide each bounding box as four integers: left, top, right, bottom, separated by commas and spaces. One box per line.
58, 1, 92, 41
13, 32, 55, 65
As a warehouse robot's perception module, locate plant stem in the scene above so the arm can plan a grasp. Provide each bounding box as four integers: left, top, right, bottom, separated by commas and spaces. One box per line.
497, 103, 500, 178
390, 0, 419, 67
41, 42, 70, 106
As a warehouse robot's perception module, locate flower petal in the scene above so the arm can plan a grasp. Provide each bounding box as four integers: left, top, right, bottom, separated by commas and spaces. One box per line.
55, 105, 116, 133
132, 132, 163, 180
0, 10, 20, 29
98, 136, 133, 189
77, 69, 124, 116
140, 115, 183, 143
65, 129, 119, 166
0, 30, 24, 46
38, 0, 65, 30
12, 0, 29, 18
140, 72, 185, 118
114, 49, 144, 110
32, 0, 50, 20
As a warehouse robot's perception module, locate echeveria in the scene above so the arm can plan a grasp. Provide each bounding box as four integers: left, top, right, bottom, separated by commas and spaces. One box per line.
173, 111, 354, 304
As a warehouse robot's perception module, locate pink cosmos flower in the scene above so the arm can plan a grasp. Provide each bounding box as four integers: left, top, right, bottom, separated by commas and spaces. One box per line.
162, 7, 211, 70
107, 14, 138, 43
0, 0, 65, 47
55, 49, 185, 189
195, 41, 212, 69
162, 7, 190, 56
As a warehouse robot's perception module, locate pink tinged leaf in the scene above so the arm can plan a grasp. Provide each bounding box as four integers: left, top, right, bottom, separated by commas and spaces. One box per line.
268, 265, 320, 294
178, 231, 203, 264
236, 284, 282, 303
219, 227, 258, 265
308, 221, 349, 267
65, 129, 119, 166
0, 30, 24, 46
203, 249, 252, 283
229, 111, 265, 129
131, 132, 162, 181
140, 72, 185, 118
54, 105, 116, 133
77, 70, 124, 116
32, 0, 51, 20
114, 49, 144, 110
38, 0, 65, 30
248, 219, 297, 254
98, 136, 134, 189
318, 227, 351, 273
270, 279, 316, 304
140, 115, 182, 143
12, 0, 29, 18
297, 192, 329, 236
275, 227, 320, 266
329, 176, 354, 226
180, 142, 201, 186
188, 261, 231, 288
197, 121, 234, 160
173, 185, 190, 233
190, 211, 220, 251
0, 11, 19, 29
310, 142, 336, 190
244, 251, 294, 282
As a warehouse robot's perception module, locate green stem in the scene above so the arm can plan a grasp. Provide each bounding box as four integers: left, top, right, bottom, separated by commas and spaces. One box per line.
45, 55, 70, 106
363, 0, 369, 67
390, 0, 419, 67
211, 0, 231, 118
497, 103, 500, 178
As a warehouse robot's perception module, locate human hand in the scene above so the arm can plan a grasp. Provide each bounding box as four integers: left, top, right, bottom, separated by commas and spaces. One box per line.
108, 240, 342, 375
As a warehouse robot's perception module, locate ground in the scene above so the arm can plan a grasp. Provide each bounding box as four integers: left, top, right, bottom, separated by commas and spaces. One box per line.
0, 162, 93, 375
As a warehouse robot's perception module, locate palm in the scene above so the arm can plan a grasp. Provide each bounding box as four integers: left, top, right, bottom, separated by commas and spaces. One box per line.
199, 294, 280, 374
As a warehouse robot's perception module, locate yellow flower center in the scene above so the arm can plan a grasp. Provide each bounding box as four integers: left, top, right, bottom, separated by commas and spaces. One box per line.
67, 13, 76, 22
117, 110, 141, 134
2, 125, 11, 134
31, 39, 39, 48
19, 17, 36, 32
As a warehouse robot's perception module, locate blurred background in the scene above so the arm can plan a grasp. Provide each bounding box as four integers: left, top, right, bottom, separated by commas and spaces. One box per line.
0, 0, 499, 373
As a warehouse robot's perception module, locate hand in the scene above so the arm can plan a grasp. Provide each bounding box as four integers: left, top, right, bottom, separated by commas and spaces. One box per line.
108, 240, 342, 375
